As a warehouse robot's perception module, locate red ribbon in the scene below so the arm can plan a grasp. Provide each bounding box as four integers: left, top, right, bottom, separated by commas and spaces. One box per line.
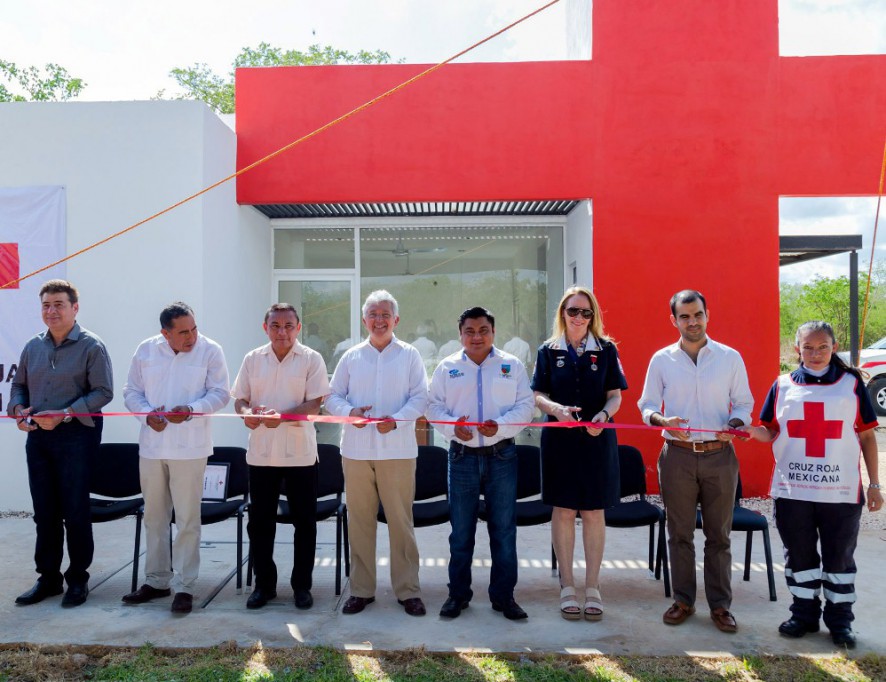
2, 410, 746, 437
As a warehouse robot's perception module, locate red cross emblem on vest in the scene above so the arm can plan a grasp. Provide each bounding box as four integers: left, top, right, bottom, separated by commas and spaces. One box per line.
786, 401, 843, 458
0, 243, 20, 289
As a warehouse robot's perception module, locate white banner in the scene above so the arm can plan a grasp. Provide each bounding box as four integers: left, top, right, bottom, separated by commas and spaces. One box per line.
0, 186, 66, 414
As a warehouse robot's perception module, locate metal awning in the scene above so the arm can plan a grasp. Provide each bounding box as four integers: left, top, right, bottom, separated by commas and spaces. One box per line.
779, 234, 863, 266
779, 234, 863, 364
253, 200, 580, 219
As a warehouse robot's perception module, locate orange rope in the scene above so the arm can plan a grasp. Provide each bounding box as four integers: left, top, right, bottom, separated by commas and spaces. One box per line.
859, 135, 886, 351
1, 0, 561, 290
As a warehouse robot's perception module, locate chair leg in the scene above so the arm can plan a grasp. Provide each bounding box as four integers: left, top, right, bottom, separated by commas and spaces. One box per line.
658, 518, 671, 598
762, 526, 777, 602
743, 531, 753, 582
132, 511, 143, 593
236, 512, 243, 593
343, 509, 351, 577
246, 547, 253, 588
335, 512, 342, 596
647, 524, 655, 573
551, 544, 557, 574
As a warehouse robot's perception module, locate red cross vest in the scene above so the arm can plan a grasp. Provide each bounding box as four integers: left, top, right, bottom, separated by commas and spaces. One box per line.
769, 373, 863, 503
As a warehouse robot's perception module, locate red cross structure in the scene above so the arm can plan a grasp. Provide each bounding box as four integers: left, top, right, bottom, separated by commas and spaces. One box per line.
235, 0, 886, 494
786, 402, 843, 459
0, 243, 20, 289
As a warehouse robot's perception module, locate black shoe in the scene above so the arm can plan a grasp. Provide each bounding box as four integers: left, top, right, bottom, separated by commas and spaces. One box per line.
492, 598, 528, 620
122, 584, 172, 604
61, 584, 89, 608
778, 617, 820, 638
831, 627, 857, 649
439, 596, 470, 619
171, 592, 193, 614
342, 596, 374, 614
246, 588, 277, 610
15, 581, 64, 606
294, 589, 313, 610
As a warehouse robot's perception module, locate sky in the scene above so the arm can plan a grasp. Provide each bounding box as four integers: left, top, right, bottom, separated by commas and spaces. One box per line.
2, 0, 884, 284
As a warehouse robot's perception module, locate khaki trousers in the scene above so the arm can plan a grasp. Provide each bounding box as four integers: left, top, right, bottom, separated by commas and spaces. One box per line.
658, 442, 738, 611
140, 457, 207, 594
342, 457, 421, 600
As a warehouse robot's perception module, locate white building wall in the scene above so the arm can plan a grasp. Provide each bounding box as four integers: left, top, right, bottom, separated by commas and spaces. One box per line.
0, 101, 270, 510
565, 199, 593, 288
567, 0, 592, 60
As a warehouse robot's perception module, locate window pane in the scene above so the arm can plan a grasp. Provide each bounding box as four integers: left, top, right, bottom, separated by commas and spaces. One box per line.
277, 280, 352, 369
359, 225, 563, 378
274, 228, 354, 269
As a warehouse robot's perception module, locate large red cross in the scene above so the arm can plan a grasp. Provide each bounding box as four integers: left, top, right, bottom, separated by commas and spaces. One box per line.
235, 0, 886, 495
0, 243, 19, 289
786, 401, 843, 459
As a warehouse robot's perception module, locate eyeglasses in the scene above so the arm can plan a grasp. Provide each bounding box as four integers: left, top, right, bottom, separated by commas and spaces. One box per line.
565, 307, 593, 319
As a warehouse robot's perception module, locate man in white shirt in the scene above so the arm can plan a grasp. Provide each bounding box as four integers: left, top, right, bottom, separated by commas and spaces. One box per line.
232, 304, 329, 610
637, 290, 753, 633
122, 302, 230, 614
427, 306, 534, 620
326, 290, 428, 617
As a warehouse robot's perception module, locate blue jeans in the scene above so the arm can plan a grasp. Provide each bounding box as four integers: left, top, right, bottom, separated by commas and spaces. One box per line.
25, 418, 102, 587
446, 442, 518, 603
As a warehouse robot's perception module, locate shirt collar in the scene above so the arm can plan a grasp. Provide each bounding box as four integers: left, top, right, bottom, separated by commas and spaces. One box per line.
551, 333, 600, 351
43, 322, 81, 346
258, 339, 304, 359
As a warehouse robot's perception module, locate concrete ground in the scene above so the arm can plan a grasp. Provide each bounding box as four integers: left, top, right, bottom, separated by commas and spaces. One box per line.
1, 510, 884, 656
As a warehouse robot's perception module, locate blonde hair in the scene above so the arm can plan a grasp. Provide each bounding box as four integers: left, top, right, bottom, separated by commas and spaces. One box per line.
547, 286, 608, 344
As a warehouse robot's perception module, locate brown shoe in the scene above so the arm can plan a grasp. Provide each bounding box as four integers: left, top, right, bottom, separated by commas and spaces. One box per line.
122, 584, 171, 604
710, 607, 738, 633
342, 596, 375, 614
171, 592, 193, 614
663, 601, 696, 625
398, 597, 427, 616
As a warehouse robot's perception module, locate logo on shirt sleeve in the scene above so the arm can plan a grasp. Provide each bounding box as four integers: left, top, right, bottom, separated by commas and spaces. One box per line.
500, 364, 512, 378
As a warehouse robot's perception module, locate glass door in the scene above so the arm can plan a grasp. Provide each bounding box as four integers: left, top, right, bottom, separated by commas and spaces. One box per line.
276, 278, 358, 370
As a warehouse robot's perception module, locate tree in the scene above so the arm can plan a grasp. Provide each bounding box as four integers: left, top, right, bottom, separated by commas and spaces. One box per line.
779, 260, 886, 360
0, 60, 86, 102
166, 43, 397, 114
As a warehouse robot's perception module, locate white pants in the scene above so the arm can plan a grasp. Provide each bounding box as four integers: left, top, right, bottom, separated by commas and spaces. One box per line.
139, 457, 206, 594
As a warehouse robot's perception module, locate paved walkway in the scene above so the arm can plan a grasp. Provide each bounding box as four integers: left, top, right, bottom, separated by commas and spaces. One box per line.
1, 513, 884, 655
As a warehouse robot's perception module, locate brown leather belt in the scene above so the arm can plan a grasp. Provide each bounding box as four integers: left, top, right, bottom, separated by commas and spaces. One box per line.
666, 439, 726, 453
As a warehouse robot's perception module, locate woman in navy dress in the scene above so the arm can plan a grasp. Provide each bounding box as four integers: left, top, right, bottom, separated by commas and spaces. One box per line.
531, 286, 627, 621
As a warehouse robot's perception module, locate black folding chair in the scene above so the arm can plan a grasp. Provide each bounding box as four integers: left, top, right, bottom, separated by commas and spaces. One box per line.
89, 443, 144, 593
478, 444, 556, 569
696, 475, 777, 601
247, 443, 350, 595
604, 444, 670, 597
379, 444, 450, 527
170, 446, 248, 606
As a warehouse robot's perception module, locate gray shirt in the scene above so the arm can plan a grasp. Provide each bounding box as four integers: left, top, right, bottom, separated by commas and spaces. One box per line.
8, 323, 114, 427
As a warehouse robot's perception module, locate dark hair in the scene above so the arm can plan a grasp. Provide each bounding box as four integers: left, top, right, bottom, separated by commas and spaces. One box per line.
264, 303, 299, 324
458, 306, 495, 331
39, 279, 78, 304
669, 289, 707, 316
159, 302, 195, 330
795, 320, 865, 381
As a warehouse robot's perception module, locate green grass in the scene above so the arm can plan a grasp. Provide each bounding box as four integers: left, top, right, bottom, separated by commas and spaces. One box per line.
0, 644, 884, 682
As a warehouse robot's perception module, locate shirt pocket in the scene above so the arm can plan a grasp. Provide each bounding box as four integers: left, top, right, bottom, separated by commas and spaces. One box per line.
491, 376, 518, 412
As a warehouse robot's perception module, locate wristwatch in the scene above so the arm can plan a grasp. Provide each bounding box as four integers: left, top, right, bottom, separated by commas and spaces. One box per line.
62, 407, 73, 423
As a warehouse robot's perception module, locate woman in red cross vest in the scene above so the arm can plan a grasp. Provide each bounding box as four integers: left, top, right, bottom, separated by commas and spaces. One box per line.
743, 320, 882, 649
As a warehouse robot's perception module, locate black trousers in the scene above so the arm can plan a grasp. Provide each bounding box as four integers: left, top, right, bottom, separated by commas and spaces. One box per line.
774, 497, 862, 629
248, 463, 318, 592
25, 418, 102, 587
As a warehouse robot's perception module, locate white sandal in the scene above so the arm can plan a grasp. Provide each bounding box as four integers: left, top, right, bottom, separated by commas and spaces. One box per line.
559, 586, 581, 620
584, 586, 603, 621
